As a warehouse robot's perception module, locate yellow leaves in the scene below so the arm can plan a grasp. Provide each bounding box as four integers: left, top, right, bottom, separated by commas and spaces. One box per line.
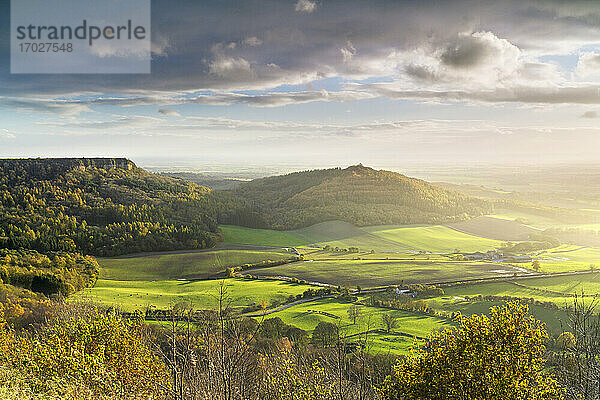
0, 310, 168, 398
380, 300, 563, 400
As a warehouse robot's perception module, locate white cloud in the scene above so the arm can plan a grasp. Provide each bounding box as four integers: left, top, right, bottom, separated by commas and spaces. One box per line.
400, 31, 522, 88
576, 52, 600, 78
341, 41, 356, 63
295, 0, 316, 14
0, 129, 15, 139
351, 82, 600, 105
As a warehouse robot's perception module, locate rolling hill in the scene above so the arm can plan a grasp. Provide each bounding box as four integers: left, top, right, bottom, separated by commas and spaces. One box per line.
0, 158, 222, 257
232, 164, 492, 229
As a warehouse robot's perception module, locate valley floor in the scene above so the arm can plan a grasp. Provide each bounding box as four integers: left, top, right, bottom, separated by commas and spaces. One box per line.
74, 217, 600, 355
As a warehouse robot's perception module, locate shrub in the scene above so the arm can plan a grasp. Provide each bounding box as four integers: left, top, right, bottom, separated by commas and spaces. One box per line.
0, 309, 168, 398
380, 301, 563, 400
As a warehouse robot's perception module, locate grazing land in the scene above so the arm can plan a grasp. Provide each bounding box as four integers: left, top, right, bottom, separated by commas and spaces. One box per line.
364, 225, 503, 253
99, 248, 295, 280
534, 246, 600, 272
223, 220, 506, 253
448, 216, 539, 241
248, 259, 522, 287
74, 278, 309, 312
423, 295, 571, 336
272, 297, 453, 337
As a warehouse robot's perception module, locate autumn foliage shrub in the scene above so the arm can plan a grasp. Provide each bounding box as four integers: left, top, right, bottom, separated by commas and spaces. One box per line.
380, 301, 564, 400
0, 309, 168, 399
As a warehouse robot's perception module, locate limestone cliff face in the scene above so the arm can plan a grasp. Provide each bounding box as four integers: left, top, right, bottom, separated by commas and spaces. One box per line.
68, 158, 135, 171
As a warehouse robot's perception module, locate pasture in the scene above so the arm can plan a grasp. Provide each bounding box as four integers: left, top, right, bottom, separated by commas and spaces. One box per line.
224, 220, 506, 253
448, 216, 538, 241
270, 297, 453, 354
74, 278, 309, 312
248, 259, 522, 287
534, 246, 600, 272
424, 295, 571, 336
364, 225, 503, 252
99, 248, 295, 280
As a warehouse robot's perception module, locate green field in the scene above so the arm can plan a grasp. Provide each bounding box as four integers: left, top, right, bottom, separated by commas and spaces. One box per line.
270, 297, 453, 354
74, 278, 309, 312
534, 246, 600, 272
249, 259, 519, 287
438, 272, 600, 312
298, 248, 450, 261
99, 249, 294, 280
226, 220, 505, 253
364, 225, 503, 252
221, 225, 309, 247
274, 297, 452, 336
424, 295, 571, 336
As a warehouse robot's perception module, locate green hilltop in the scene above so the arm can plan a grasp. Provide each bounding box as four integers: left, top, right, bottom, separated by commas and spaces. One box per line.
231, 164, 492, 229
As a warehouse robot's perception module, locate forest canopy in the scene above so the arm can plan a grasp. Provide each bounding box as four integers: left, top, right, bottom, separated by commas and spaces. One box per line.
230, 165, 492, 230
0, 158, 222, 257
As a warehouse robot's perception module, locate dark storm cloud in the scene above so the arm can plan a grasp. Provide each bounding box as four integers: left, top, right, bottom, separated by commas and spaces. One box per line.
1, 0, 600, 104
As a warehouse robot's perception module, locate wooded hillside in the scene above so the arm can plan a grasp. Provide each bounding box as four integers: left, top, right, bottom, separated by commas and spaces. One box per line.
232, 165, 492, 229
0, 158, 221, 257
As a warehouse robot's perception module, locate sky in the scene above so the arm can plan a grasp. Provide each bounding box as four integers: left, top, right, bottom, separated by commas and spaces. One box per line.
2, 0, 600, 168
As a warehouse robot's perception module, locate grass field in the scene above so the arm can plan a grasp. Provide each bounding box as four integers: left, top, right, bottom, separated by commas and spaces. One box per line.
224, 221, 505, 253
249, 259, 520, 287
364, 225, 503, 253
523, 273, 600, 295
220, 225, 309, 247
442, 283, 570, 305
490, 209, 600, 231
298, 248, 451, 261
534, 246, 600, 272
424, 295, 571, 336
99, 249, 294, 280
448, 216, 538, 241
438, 273, 600, 309
270, 297, 453, 354
74, 278, 309, 312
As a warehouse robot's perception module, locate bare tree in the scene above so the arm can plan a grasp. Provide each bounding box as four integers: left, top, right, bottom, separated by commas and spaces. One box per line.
556, 294, 600, 399
381, 314, 397, 333
348, 305, 362, 325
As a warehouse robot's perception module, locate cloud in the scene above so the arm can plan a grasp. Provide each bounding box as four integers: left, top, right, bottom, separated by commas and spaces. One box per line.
2, 90, 374, 115
353, 83, 600, 105
158, 108, 181, 117
341, 41, 356, 63
577, 52, 600, 77
0, 97, 91, 115
242, 37, 263, 47
295, 0, 316, 13
37, 114, 526, 140
1, 0, 600, 109
440, 32, 519, 70
581, 110, 598, 118
0, 129, 15, 139
36, 116, 162, 131
400, 31, 523, 88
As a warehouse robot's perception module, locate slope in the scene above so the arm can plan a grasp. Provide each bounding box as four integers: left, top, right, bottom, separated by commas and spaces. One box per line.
232, 164, 492, 230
